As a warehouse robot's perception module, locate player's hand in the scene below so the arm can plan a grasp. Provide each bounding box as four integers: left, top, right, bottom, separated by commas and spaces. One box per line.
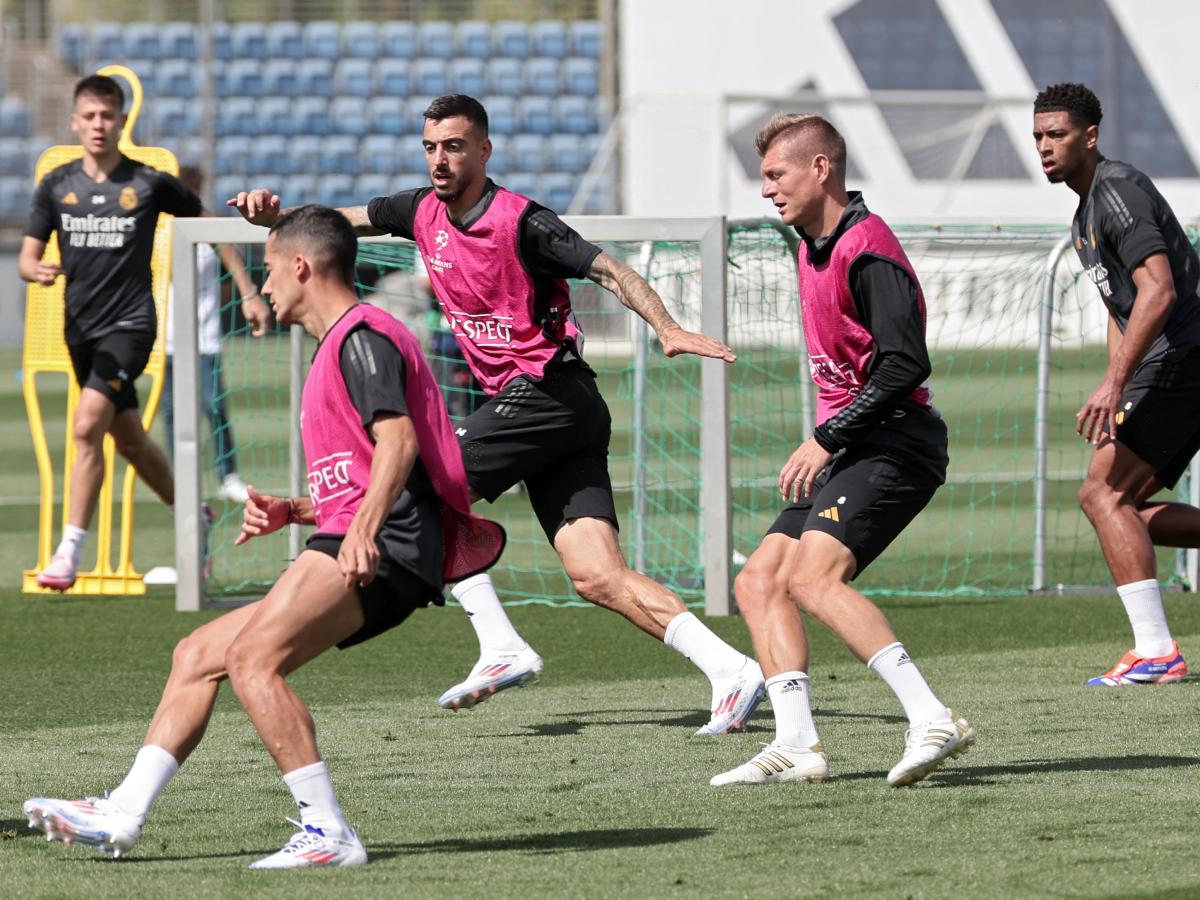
779, 438, 833, 502
32, 261, 63, 286
242, 294, 273, 336
338, 524, 380, 588
227, 189, 282, 227
658, 325, 736, 363
1077, 377, 1124, 445
234, 485, 290, 545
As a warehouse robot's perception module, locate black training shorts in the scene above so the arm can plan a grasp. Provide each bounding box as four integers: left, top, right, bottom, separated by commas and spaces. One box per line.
456, 361, 617, 542
67, 329, 155, 414
1108, 347, 1200, 488
767, 407, 948, 578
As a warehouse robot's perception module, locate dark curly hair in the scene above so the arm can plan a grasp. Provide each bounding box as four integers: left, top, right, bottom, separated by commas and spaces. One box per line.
1033, 82, 1102, 127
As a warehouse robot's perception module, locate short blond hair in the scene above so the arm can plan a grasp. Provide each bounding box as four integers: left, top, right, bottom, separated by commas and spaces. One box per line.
754, 113, 847, 175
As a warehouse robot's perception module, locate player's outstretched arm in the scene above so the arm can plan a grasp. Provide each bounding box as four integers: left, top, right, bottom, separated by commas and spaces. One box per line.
227, 189, 387, 237
585, 251, 736, 362
17, 236, 62, 286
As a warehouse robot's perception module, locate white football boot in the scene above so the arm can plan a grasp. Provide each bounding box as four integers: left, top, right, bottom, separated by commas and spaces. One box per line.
24, 796, 142, 858
887, 709, 976, 786
694, 658, 766, 735
249, 820, 367, 869
438, 645, 544, 710
710, 741, 829, 786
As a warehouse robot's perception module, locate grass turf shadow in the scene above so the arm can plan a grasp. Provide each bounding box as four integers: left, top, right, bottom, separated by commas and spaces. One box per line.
0, 817, 42, 840
491, 706, 902, 737
838, 754, 1200, 786
370, 826, 714, 859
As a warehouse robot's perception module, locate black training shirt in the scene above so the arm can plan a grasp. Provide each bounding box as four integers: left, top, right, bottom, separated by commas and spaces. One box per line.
337, 322, 442, 589
1071, 157, 1200, 364
25, 155, 203, 344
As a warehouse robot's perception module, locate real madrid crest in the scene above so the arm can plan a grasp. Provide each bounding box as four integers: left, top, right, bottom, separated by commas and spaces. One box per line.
119, 186, 138, 210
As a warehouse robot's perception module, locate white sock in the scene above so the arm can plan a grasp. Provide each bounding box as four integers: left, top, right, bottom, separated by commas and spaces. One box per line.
664, 611, 748, 685
766, 671, 820, 748
1118, 579, 1174, 658
54, 525, 88, 565
452, 573, 526, 653
867, 642, 949, 725
283, 760, 352, 839
107, 744, 179, 821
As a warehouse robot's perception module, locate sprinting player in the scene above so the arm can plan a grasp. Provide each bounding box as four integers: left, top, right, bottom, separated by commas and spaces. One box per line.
19, 75, 208, 589
1035, 82, 1199, 685
24, 206, 505, 867
232, 93, 764, 733
710, 114, 974, 788
163, 165, 271, 505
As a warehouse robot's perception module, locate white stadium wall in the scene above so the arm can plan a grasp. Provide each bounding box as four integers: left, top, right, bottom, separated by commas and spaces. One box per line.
619, 0, 1200, 223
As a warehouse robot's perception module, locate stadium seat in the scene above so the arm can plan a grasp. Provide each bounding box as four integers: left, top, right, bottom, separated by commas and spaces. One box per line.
123, 61, 157, 99
247, 135, 292, 176
330, 97, 369, 136
287, 136, 323, 179
162, 22, 199, 60
89, 23, 125, 63
0, 177, 27, 219
376, 59, 411, 97
214, 135, 252, 176
230, 22, 268, 59
266, 21, 303, 59
293, 97, 330, 135
501, 173, 537, 198
548, 133, 589, 174
59, 24, 86, 67
284, 174, 319, 205
156, 59, 200, 98
368, 96, 406, 135
494, 21, 530, 58
169, 137, 206, 170
456, 20, 492, 59
487, 58, 523, 97
355, 174, 393, 203
216, 96, 257, 137
0, 99, 33, 137
343, 21, 380, 59
317, 174, 357, 209
412, 59, 450, 97
296, 59, 335, 98
449, 59, 486, 96
569, 21, 604, 58
209, 22, 233, 60
563, 58, 599, 97
212, 176, 247, 213
0, 137, 32, 176
539, 172, 577, 212
484, 96, 517, 135
361, 134, 400, 174
381, 22, 417, 59
417, 21, 455, 59
154, 97, 201, 138
404, 96, 435, 134
335, 59, 374, 98
517, 96, 555, 135
304, 21, 341, 59
260, 97, 298, 136
531, 21, 569, 58
263, 59, 299, 97
524, 58, 561, 97
225, 59, 265, 98
582, 174, 616, 214
555, 95, 596, 135
486, 136, 512, 177
319, 137, 359, 175
125, 22, 161, 60
511, 134, 548, 174
399, 140, 429, 175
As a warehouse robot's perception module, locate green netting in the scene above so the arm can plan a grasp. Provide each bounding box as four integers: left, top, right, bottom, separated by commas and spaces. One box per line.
186, 222, 1183, 604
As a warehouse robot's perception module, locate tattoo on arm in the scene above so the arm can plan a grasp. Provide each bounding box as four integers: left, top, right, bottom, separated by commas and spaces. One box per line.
339, 205, 385, 236
586, 251, 678, 335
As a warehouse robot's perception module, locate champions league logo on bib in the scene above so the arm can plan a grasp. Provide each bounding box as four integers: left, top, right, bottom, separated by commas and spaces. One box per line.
427, 228, 454, 273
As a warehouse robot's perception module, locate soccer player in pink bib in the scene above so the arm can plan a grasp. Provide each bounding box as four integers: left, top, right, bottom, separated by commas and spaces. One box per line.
709, 115, 974, 788
232, 94, 764, 734
24, 206, 505, 866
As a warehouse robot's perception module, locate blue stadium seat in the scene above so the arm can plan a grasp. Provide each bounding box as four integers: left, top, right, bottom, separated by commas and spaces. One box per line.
216, 97, 257, 137
260, 97, 298, 136
319, 136, 359, 175
214, 136, 252, 175
531, 21, 568, 58
343, 21, 380, 59
210, 22, 233, 60
90, 23, 125, 63
487, 58, 522, 96
125, 22, 161, 60
582, 174, 615, 214
361, 134, 400, 173
152, 97, 201, 137
0, 137, 31, 176
167, 137, 206, 170
287, 137, 323, 179
456, 21, 491, 59
510, 134, 547, 174
263, 59, 299, 98
524, 58, 561, 97
539, 172, 577, 212
555, 95, 596, 135
569, 21, 603, 58
0, 99, 33, 137
59, 25, 86, 67
293, 97, 330, 135
368, 96, 406, 135
266, 21, 303, 59
247, 135, 291, 176
304, 21, 341, 59
417, 22, 455, 59
284, 174, 319, 205
449, 58, 486, 96
381, 22, 417, 59
155, 59, 197, 98
398, 139, 428, 175
212, 176, 247, 213
0, 177, 28, 219
484, 96, 517, 135
548, 133, 589, 173
225, 59, 265, 98
329, 97, 369, 136
494, 21, 530, 58
563, 58, 599, 97
486, 135, 512, 177
162, 22, 199, 60
376, 59, 411, 97
123, 61, 157, 99
355, 174, 392, 203
517, 96, 555, 135
412, 59, 450, 97
296, 59, 335, 98
230, 22, 268, 59
501, 173, 537, 198
335, 59, 374, 98
404, 96, 435, 134
317, 174, 357, 209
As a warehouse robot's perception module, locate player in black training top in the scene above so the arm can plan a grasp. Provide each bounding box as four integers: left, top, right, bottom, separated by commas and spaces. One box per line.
1035, 81, 1200, 685
19, 75, 207, 591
